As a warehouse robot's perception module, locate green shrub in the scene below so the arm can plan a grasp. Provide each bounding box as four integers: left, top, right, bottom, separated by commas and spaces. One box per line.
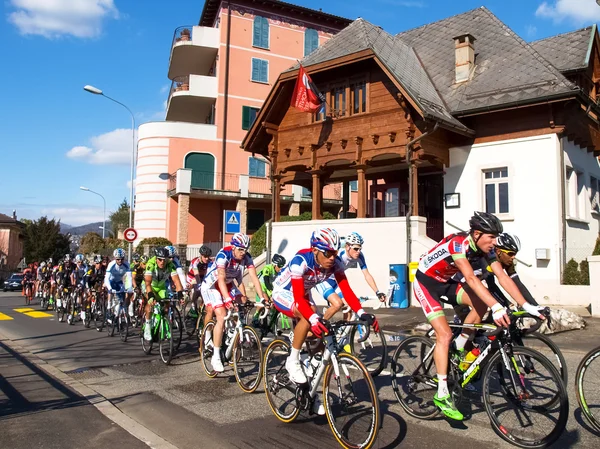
593, 235, 600, 256
138, 237, 173, 247
249, 211, 336, 257
580, 259, 590, 285
562, 258, 586, 285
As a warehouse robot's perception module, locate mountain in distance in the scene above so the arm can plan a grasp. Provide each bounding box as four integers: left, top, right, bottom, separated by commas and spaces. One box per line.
61, 221, 110, 236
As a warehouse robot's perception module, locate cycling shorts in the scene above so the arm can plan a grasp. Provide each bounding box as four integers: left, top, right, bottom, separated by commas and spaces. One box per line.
272, 289, 316, 318
200, 283, 242, 310
413, 271, 466, 322
109, 280, 124, 293
314, 278, 342, 303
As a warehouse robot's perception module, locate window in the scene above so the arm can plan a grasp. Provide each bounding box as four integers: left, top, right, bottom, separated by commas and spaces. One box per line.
248, 209, 266, 233
591, 176, 600, 214
349, 180, 358, 192
302, 187, 312, 197
242, 106, 259, 130
252, 16, 269, 49
313, 77, 367, 122
566, 167, 586, 219
251, 58, 268, 83
185, 153, 215, 190
351, 81, 366, 114
333, 86, 346, 117
249, 157, 266, 178
304, 29, 319, 56
483, 167, 509, 214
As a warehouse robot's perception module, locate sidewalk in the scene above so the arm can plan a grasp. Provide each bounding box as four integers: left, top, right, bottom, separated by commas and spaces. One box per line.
0, 338, 149, 449
375, 305, 600, 354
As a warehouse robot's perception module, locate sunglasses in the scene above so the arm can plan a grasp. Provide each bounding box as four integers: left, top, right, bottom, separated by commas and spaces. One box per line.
320, 249, 338, 259
350, 246, 362, 252
115, 258, 123, 262
157, 257, 166, 262
235, 247, 248, 253
498, 249, 516, 257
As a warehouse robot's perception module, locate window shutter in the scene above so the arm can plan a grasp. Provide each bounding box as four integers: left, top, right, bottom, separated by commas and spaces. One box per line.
304, 31, 310, 56
249, 157, 256, 176
251, 59, 260, 82
242, 106, 250, 130
253, 17, 261, 47
258, 159, 266, 177
261, 17, 269, 48
260, 60, 268, 82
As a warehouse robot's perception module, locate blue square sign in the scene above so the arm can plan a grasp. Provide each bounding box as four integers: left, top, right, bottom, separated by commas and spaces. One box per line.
224, 210, 241, 234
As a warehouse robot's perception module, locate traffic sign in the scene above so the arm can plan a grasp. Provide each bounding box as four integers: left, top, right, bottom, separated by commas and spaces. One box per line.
224, 210, 241, 234
123, 227, 138, 243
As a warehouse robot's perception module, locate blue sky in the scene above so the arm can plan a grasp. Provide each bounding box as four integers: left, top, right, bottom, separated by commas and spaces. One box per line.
0, 0, 598, 226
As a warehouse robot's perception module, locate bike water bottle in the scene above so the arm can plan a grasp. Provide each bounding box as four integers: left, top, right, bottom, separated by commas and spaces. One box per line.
459, 348, 480, 371
300, 354, 312, 378
310, 354, 322, 376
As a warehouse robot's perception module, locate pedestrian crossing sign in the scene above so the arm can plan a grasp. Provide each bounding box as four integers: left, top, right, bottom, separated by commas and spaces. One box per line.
224, 210, 241, 234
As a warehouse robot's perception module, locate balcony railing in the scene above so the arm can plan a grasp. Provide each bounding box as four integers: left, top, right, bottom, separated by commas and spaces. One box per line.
172, 25, 194, 47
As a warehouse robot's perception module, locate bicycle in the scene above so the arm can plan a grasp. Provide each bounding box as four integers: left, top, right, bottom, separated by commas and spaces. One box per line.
199, 305, 263, 393
251, 300, 294, 341
24, 281, 34, 305
106, 289, 129, 342
67, 285, 84, 325
575, 345, 600, 433
56, 286, 69, 323
130, 288, 146, 328
141, 294, 181, 365
391, 311, 568, 448
263, 319, 380, 449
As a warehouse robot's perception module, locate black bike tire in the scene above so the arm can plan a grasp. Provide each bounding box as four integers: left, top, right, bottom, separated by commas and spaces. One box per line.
575, 346, 600, 433
199, 321, 218, 377
323, 352, 380, 449
233, 326, 263, 393
349, 324, 387, 377
522, 332, 568, 385
95, 301, 105, 332
390, 335, 439, 419
119, 309, 129, 342
482, 346, 568, 448
141, 317, 153, 354
172, 307, 183, 351
262, 338, 300, 423
159, 316, 174, 365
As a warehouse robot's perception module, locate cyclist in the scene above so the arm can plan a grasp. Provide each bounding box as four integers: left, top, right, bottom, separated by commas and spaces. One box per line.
414, 211, 545, 421
165, 245, 188, 290
200, 233, 267, 372
271, 227, 379, 387
186, 245, 213, 315
22, 265, 35, 300
36, 262, 47, 298
85, 255, 105, 290
70, 254, 88, 323
56, 255, 74, 303
255, 253, 286, 303
131, 254, 148, 316
143, 247, 184, 341
103, 249, 133, 320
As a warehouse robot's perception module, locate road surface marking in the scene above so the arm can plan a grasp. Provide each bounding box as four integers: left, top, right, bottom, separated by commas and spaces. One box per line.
0, 312, 13, 320
13, 308, 35, 313
24, 311, 54, 318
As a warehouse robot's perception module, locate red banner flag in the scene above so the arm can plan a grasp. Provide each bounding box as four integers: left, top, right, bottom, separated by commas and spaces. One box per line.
291, 65, 324, 113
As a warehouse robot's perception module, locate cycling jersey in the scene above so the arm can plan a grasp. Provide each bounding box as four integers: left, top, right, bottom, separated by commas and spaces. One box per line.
339, 249, 368, 270
317, 249, 369, 300
170, 255, 188, 289
72, 263, 88, 287
144, 256, 177, 299
257, 264, 278, 298
103, 260, 132, 291
85, 266, 105, 289
131, 262, 145, 286
57, 263, 73, 287
36, 266, 43, 280
187, 256, 210, 284
202, 246, 254, 288
485, 263, 538, 306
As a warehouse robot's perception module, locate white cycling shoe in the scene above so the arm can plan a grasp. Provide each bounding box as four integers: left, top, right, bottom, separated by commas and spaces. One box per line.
143, 326, 152, 341
211, 353, 224, 372
285, 357, 308, 384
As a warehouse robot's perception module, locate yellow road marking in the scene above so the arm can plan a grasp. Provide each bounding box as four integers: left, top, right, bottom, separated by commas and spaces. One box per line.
0, 312, 13, 320
13, 308, 34, 313
24, 311, 53, 318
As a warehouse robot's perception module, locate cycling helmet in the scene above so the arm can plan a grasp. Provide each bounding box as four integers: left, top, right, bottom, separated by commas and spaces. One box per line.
140, 255, 149, 263
345, 232, 364, 247
93, 254, 103, 263
154, 247, 169, 259
113, 248, 126, 259
230, 233, 250, 249
47, 257, 53, 264
163, 245, 177, 257
40, 261, 46, 268
272, 254, 286, 268
310, 227, 341, 252
496, 233, 521, 253
64, 254, 71, 262
75, 254, 85, 263
199, 245, 212, 257
132, 252, 141, 262
469, 211, 503, 235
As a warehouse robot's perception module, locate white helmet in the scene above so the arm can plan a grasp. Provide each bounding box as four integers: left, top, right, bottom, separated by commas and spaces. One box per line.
345, 232, 364, 246
40, 261, 46, 268
231, 233, 250, 249
310, 227, 341, 252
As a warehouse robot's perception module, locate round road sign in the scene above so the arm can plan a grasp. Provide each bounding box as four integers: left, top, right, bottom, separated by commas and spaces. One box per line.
124, 227, 138, 243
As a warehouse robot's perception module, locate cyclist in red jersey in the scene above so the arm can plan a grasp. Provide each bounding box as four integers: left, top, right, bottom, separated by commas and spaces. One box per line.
414, 211, 545, 421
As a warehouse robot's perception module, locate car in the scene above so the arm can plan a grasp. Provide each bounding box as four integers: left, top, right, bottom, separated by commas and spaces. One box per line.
3, 273, 24, 292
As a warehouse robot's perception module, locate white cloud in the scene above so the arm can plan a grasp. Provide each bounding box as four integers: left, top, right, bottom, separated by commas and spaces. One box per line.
160, 84, 170, 94
536, 0, 600, 24
526, 25, 538, 38
7, 0, 119, 38
40, 207, 104, 226
66, 128, 137, 165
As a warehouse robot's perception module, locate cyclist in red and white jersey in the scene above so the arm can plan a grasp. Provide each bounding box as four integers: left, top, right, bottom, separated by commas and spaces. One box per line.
187, 245, 212, 310
414, 211, 545, 421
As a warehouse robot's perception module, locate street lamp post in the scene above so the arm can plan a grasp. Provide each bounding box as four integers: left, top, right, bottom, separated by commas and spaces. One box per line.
80, 186, 106, 239
84, 85, 136, 261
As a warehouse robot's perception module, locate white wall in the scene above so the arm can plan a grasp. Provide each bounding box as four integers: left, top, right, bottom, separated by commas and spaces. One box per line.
444, 134, 566, 304
562, 137, 600, 262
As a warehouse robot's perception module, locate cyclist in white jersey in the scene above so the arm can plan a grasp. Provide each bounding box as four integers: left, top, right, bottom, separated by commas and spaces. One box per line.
103, 248, 133, 312
200, 233, 266, 372
165, 245, 188, 290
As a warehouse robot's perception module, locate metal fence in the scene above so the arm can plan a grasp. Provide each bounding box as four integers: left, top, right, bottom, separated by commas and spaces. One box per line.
186, 242, 224, 261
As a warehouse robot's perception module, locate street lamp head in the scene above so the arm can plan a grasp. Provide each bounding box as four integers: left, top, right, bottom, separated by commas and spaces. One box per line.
80, 186, 89, 191
83, 85, 103, 95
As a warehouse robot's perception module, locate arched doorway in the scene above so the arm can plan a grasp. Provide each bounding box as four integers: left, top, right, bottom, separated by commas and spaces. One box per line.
185, 153, 215, 189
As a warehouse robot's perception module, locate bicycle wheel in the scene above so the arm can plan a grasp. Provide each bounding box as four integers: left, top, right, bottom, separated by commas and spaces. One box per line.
57, 293, 65, 322
159, 316, 174, 365
263, 338, 300, 423
323, 352, 380, 449
107, 309, 116, 337
183, 300, 199, 337
171, 307, 183, 351
119, 309, 129, 342
84, 300, 92, 328
575, 346, 600, 433
521, 332, 568, 385
390, 335, 439, 419
233, 325, 263, 393
349, 324, 387, 377
482, 346, 568, 448
94, 301, 105, 332
199, 321, 218, 378
141, 317, 153, 354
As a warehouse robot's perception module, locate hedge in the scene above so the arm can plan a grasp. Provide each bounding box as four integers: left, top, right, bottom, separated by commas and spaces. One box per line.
138, 237, 173, 247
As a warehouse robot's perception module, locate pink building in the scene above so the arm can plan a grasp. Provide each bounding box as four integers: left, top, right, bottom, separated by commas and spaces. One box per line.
0, 212, 24, 273
135, 0, 351, 253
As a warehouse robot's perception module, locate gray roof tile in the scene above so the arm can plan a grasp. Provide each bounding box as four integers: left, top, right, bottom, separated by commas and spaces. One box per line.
397, 6, 578, 114
530, 26, 594, 72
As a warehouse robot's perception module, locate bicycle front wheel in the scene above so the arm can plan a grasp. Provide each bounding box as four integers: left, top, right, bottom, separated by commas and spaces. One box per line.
522, 332, 568, 385
323, 352, 380, 449
233, 325, 263, 393
263, 338, 299, 423
482, 346, 568, 448
119, 309, 129, 342
94, 302, 105, 332
171, 307, 183, 351
575, 346, 600, 433
159, 317, 174, 365
199, 320, 218, 378
349, 324, 387, 377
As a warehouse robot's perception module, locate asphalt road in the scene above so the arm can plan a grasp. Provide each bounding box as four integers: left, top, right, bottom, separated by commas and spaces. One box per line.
1, 291, 599, 449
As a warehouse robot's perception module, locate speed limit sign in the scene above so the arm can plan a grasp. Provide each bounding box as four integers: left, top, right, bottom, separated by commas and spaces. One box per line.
123, 227, 138, 243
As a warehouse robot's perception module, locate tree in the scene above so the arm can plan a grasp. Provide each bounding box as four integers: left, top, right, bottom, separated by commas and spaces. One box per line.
80, 232, 105, 255
23, 216, 71, 262
109, 198, 130, 236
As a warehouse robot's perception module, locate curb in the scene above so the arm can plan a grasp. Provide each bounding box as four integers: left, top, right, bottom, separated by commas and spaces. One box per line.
0, 330, 179, 449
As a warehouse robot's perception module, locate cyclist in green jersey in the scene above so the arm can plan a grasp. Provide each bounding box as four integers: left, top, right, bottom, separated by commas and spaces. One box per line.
143, 247, 184, 341
255, 254, 286, 302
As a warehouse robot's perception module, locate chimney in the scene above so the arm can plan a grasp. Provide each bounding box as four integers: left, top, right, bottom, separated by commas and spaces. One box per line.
453, 34, 475, 83
12, 210, 16, 220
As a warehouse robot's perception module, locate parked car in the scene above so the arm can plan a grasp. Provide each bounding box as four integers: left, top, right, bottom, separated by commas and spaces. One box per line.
3, 273, 23, 292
